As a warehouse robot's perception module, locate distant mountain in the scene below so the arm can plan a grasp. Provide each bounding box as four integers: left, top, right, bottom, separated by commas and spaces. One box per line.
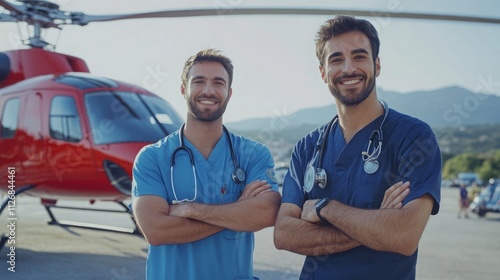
226, 86, 500, 131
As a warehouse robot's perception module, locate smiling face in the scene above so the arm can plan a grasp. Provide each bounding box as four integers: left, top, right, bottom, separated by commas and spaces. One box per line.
320, 30, 381, 106
181, 61, 232, 123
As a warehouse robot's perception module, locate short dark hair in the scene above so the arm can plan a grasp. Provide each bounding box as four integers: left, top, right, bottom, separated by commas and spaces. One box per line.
315, 15, 380, 66
181, 49, 234, 88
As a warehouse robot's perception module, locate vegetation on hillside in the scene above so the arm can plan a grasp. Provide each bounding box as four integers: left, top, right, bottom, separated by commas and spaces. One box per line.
442, 150, 500, 181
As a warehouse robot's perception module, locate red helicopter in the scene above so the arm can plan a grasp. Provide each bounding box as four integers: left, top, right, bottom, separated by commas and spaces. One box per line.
1, 0, 499, 250
0, 0, 190, 245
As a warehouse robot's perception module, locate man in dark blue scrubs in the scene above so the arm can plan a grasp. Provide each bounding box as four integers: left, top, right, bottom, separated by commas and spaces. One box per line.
274, 15, 441, 280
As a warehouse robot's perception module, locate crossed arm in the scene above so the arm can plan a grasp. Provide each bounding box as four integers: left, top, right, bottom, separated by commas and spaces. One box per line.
274, 181, 433, 256
133, 180, 281, 246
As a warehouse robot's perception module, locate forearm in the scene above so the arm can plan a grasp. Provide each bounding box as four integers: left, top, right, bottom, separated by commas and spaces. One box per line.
323, 196, 433, 256
133, 196, 223, 246
182, 191, 281, 232
165, 219, 223, 244
140, 215, 224, 246
274, 203, 360, 255
274, 215, 360, 256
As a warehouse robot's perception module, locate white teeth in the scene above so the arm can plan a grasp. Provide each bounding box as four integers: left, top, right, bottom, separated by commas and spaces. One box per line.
342, 79, 360, 85
199, 100, 215, 104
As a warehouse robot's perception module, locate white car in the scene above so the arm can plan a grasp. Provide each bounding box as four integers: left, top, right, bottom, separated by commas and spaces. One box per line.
470, 180, 500, 217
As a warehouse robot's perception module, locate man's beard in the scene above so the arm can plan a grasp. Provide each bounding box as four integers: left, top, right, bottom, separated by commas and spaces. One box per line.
187, 95, 230, 122
329, 72, 376, 106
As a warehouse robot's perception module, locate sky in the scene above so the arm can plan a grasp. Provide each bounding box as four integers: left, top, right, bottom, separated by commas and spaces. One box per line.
1, 0, 500, 123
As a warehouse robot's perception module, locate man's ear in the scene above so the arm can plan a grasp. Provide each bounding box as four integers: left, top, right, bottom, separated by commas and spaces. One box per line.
181, 84, 187, 99
375, 57, 381, 78
319, 65, 326, 83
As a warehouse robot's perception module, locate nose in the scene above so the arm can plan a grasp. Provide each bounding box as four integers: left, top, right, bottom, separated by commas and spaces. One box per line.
342, 59, 357, 74
202, 82, 216, 95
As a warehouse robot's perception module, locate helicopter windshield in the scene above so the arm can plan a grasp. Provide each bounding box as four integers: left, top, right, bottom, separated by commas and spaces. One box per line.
85, 91, 182, 145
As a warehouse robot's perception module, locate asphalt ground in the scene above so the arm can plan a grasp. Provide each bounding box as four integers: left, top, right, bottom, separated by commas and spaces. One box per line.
0, 187, 499, 280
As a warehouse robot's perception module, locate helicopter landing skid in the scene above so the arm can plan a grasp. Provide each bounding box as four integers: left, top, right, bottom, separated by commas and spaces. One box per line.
43, 201, 140, 235
0, 185, 35, 251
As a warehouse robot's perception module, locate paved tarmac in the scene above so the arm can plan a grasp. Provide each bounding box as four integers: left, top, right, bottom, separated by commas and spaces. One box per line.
0, 187, 499, 280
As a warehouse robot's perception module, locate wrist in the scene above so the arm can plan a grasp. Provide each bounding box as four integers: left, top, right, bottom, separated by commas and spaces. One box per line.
315, 198, 330, 224
186, 203, 203, 219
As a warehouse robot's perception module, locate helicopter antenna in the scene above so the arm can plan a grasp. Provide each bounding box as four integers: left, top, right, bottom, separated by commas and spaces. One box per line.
1, 0, 500, 49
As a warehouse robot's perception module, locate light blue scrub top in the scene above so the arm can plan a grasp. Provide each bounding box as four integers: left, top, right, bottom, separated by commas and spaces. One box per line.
282, 108, 442, 280
132, 129, 278, 280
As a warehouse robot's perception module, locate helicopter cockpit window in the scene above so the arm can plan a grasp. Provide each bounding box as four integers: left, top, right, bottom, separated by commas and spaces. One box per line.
49, 95, 83, 142
140, 94, 183, 134
1, 98, 21, 138
85, 91, 181, 145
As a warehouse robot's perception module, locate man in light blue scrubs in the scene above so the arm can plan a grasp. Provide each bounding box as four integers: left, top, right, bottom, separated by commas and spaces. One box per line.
274, 16, 441, 280
132, 49, 281, 280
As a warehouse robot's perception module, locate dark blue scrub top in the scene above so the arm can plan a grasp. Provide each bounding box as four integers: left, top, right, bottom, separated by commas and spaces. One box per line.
282, 109, 441, 280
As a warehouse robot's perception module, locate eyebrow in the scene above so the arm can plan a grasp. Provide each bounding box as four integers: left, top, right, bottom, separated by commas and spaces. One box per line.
327, 48, 370, 60
213, 77, 227, 84
191, 76, 227, 84
351, 49, 369, 55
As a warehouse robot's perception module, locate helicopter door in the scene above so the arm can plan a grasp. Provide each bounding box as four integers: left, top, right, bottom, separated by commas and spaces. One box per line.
22, 92, 46, 184
45, 92, 95, 190
0, 96, 23, 182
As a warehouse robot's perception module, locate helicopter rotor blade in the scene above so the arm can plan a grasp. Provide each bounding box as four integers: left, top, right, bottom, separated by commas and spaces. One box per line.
0, 0, 23, 14
76, 8, 500, 26
0, 12, 17, 22
2, 1, 500, 27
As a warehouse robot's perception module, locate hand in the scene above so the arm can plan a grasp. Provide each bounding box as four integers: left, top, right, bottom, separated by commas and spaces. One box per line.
380, 181, 410, 209
237, 180, 272, 201
168, 203, 191, 218
301, 199, 321, 223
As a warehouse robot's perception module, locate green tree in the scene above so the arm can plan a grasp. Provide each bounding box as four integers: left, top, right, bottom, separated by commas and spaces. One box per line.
477, 150, 500, 180
442, 153, 483, 179
441, 152, 455, 164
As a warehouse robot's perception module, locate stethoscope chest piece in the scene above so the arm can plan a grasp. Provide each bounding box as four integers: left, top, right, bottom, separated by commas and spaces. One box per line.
364, 160, 379, 174
304, 165, 327, 192
304, 166, 316, 192
232, 167, 246, 184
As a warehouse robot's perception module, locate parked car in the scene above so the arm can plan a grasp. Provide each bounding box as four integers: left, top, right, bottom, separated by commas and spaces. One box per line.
457, 172, 482, 186
470, 179, 500, 217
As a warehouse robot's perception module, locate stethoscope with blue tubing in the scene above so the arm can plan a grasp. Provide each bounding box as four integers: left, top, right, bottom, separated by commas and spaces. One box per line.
303, 100, 389, 193
170, 124, 246, 204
